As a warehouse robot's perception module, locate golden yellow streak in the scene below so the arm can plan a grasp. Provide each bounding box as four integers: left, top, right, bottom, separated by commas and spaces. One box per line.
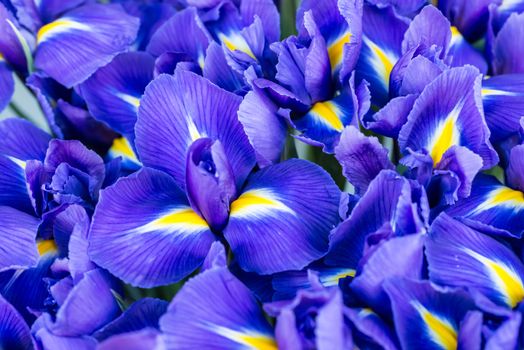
466, 248, 524, 307
237, 334, 278, 350
486, 260, 524, 307
110, 137, 139, 163
429, 115, 458, 166
450, 26, 460, 38
328, 32, 351, 71
370, 42, 394, 86
487, 187, 524, 207
37, 20, 73, 43
152, 208, 208, 228
309, 101, 344, 132
37, 239, 57, 256
421, 310, 457, 350
413, 302, 457, 350
220, 34, 256, 60
321, 269, 356, 286
230, 191, 280, 215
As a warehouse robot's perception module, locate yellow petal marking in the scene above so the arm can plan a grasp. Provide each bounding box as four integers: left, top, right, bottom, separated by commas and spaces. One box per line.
427, 100, 463, 166
320, 269, 356, 286
211, 326, 277, 350
363, 36, 395, 87
230, 189, 293, 217
37, 239, 57, 256
110, 137, 140, 164
117, 93, 141, 110
309, 100, 344, 132
474, 186, 524, 213
328, 31, 351, 72
412, 302, 457, 350
465, 248, 524, 307
151, 208, 208, 228
218, 33, 256, 60
37, 19, 89, 44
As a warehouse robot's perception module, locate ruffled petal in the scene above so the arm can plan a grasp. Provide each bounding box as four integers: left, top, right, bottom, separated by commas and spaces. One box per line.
399, 66, 498, 170
492, 12, 524, 74
46, 269, 120, 337
335, 125, 394, 195
351, 234, 425, 315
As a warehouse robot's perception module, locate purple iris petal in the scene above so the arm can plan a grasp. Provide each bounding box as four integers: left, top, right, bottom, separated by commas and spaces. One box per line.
186, 138, 237, 231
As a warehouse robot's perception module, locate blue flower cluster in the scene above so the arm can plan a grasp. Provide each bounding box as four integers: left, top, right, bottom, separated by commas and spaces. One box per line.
1, 0, 524, 348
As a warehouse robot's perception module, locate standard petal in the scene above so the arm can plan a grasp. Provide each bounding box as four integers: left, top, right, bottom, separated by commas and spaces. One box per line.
34, 4, 140, 87
146, 7, 211, 66
335, 125, 394, 195
160, 266, 276, 349
224, 159, 341, 274
401, 5, 451, 57
88, 167, 215, 287
78, 52, 155, 144
507, 144, 524, 192
492, 12, 524, 74
426, 213, 524, 308
135, 70, 256, 191
237, 82, 287, 168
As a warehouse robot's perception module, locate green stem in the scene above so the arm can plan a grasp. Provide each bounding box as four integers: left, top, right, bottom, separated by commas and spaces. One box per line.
8, 101, 30, 120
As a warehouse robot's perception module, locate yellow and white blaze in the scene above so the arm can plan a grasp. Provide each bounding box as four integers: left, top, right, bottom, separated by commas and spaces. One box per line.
37, 19, 91, 44
411, 301, 457, 350
230, 189, 295, 219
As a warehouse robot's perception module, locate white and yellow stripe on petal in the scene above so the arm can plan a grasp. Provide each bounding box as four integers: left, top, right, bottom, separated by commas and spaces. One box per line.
230, 189, 294, 219
116, 92, 141, 111
132, 207, 209, 235
320, 268, 356, 287
464, 248, 524, 307
218, 32, 256, 60
328, 30, 351, 72
37, 18, 91, 44
37, 239, 58, 256
426, 99, 464, 166
308, 100, 345, 132
362, 36, 397, 88
109, 137, 141, 165
210, 325, 277, 350
411, 302, 457, 350
473, 186, 524, 213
